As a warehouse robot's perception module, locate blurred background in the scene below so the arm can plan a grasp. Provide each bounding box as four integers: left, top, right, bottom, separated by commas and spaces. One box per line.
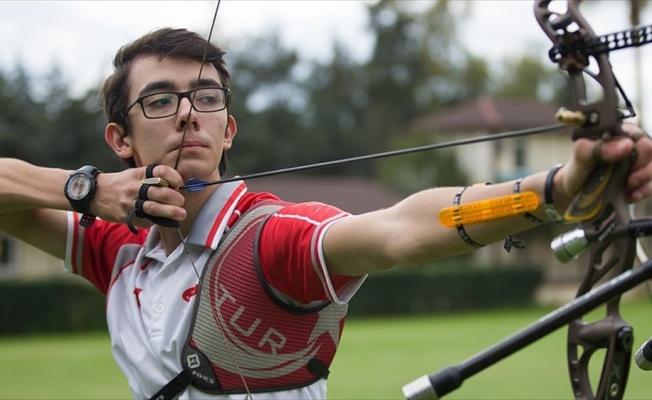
1, 1, 652, 398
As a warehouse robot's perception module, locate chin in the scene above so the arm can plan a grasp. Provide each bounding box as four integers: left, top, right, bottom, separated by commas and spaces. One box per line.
178, 163, 219, 181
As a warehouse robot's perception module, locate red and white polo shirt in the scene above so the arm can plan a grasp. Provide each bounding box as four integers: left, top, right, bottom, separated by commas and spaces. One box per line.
63, 180, 366, 399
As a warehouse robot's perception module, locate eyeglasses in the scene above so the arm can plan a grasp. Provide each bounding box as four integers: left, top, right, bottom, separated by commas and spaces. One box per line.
124, 87, 231, 119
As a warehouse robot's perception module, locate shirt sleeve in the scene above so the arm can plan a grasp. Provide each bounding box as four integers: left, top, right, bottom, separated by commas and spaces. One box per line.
64, 212, 147, 294
257, 202, 366, 306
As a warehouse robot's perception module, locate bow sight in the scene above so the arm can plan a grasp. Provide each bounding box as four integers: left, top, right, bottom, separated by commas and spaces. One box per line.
403, 1, 652, 399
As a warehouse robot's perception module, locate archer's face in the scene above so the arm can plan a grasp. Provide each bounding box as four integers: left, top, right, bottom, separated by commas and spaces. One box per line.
118, 55, 236, 182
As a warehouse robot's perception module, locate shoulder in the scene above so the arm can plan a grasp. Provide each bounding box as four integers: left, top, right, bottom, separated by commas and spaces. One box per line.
230, 190, 350, 231
236, 191, 282, 211
273, 201, 349, 222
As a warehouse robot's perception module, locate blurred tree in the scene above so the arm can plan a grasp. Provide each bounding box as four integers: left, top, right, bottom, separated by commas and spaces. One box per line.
46, 89, 123, 171
491, 54, 569, 105
361, 0, 488, 186
229, 0, 487, 179
0, 65, 120, 171
225, 29, 305, 177
0, 65, 46, 163
360, 0, 470, 156
298, 42, 370, 176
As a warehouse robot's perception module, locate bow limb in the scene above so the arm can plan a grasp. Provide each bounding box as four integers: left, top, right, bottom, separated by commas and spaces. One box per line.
535, 0, 636, 398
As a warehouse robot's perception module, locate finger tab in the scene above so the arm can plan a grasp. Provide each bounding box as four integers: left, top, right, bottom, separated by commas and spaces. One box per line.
145, 163, 158, 179
141, 177, 170, 187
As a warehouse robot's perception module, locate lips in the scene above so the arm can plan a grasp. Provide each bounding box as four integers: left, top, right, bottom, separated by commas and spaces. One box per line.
172, 139, 208, 151
181, 140, 205, 148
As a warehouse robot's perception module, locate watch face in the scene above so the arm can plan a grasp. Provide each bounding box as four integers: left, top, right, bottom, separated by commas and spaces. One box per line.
67, 174, 92, 200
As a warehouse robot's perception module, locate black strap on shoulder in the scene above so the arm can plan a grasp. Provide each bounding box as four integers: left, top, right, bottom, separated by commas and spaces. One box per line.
148, 369, 193, 400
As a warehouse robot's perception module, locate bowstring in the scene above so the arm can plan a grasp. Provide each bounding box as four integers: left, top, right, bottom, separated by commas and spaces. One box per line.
174, 1, 254, 397
174, 1, 221, 171
173, 0, 221, 282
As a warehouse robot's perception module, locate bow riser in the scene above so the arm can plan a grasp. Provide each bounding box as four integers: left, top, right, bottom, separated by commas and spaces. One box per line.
535, 0, 637, 398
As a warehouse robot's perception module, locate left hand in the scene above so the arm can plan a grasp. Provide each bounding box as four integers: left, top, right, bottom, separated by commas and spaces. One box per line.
557, 122, 652, 206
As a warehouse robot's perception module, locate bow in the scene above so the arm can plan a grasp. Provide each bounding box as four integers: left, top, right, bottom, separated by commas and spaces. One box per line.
536, 1, 636, 398
402, 1, 652, 399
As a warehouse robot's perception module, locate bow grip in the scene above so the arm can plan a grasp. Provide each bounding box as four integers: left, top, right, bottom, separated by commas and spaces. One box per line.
563, 163, 615, 223
563, 146, 634, 224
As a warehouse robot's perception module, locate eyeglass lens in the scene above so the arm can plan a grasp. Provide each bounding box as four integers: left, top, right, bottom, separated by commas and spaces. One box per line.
142, 88, 227, 118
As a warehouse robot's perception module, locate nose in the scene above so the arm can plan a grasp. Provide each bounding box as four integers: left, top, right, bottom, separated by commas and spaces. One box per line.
177, 95, 195, 115
175, 96, 198, 130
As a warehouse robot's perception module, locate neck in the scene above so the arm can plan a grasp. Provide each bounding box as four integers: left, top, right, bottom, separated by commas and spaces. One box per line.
157, 184, 218, 256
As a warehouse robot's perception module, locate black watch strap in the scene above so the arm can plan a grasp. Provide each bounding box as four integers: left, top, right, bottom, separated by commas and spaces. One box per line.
65, 165, 101, 227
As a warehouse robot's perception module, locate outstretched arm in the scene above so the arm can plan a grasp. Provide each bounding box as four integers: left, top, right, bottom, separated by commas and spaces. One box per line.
324, 124, 652, 276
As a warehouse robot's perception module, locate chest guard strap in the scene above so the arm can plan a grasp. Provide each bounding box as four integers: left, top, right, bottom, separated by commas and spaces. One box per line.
151, 201, 347, 399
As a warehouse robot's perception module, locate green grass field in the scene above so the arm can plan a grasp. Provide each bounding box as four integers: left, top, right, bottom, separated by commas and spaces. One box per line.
1, 301, 652, 399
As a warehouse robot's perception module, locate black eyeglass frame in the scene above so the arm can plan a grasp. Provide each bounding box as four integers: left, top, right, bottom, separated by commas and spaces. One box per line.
122, 86, 231, 119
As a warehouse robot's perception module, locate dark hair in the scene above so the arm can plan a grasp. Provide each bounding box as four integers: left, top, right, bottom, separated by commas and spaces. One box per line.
100, 28, 231, 175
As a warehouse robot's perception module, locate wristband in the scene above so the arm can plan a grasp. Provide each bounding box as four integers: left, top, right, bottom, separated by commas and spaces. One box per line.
544, 164, 564, 224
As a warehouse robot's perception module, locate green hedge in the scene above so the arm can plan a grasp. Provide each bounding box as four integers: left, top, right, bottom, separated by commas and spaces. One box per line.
347, 265, 543, 316
0, 265, 542, 334
0, 278, 107, 335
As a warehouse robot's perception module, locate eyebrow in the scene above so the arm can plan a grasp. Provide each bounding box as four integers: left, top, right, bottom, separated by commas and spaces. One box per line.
195, 78, 222, 88
137, 80, 176, 97
136, 78, 223, 98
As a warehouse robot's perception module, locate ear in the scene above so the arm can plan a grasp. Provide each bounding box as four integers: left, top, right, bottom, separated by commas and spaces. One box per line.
105, 123, 134, 160
222, 114, 238, 150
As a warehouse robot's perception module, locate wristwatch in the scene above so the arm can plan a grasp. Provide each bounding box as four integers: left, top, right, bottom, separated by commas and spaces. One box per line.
64, 165, 101, 227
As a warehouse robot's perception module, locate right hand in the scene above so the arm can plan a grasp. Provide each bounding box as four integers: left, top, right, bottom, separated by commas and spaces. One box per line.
92, 165, 186, 230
